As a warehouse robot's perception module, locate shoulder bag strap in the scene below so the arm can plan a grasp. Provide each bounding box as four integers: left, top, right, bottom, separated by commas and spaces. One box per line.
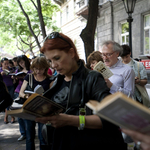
29, 74, 33, 89
137, 62, 141, 80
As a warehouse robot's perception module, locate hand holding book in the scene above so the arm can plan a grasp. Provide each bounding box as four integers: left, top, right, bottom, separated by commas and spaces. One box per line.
93, 61, 113, 79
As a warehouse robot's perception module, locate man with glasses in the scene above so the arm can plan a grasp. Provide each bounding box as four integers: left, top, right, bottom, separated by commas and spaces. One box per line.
100, 40, 135, 98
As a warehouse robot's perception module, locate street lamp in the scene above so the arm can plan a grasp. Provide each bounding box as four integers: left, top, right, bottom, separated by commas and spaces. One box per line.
122, 0, 136, 57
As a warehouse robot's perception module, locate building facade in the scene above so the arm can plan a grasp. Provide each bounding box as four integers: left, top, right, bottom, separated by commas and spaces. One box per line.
54, 0, 87, 60
54, 0, 150, 59
97, 0, 150, 58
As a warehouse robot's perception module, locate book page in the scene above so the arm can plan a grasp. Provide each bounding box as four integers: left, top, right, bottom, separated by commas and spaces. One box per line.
93, 61, 113, 79
34, 85, 44, 94
23, 95, 65, 116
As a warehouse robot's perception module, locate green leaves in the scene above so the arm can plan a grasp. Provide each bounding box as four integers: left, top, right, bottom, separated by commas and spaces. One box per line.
0, 0, 60, 56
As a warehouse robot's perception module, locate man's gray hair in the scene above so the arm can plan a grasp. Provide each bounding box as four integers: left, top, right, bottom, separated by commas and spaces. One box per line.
101, 40, 123, 56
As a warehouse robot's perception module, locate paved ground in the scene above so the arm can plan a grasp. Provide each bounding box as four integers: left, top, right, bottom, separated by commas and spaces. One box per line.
0, 112, 135, 150
0, 112, 39, 150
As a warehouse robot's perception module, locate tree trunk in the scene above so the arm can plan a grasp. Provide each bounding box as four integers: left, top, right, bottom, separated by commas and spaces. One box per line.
37, 0, 47, 38
17, 0, 41, 49
80, 0, 99, 61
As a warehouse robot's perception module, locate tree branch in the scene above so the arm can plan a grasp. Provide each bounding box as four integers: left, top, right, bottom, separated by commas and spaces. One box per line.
37, 0, 46, 38
30, 0, 38, 10
17, 0, 41, 48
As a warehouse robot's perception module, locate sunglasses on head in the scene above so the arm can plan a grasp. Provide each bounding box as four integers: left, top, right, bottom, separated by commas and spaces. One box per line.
44, 32, 71, 47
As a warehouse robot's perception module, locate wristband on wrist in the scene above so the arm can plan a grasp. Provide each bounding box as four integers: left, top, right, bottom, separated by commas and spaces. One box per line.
78, 115, 85, 130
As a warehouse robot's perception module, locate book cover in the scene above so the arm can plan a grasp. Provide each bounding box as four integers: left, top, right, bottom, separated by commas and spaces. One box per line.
8, 93, 66, 120
93, 61, 113, 79
86, 92, 150, 135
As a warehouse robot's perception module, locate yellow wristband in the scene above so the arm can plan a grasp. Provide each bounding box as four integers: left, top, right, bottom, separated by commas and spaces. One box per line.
78, 115, 85, 130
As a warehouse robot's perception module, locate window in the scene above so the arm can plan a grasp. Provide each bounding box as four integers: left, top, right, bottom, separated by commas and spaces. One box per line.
144, 14, 150, 54
121, 22, 129, 45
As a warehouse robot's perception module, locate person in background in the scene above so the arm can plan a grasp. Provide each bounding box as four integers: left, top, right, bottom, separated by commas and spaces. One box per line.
13, 55, 31, 141
9, 59, 16, 71
99, 40, 135, 97
121, 44, 148, 105
12, 56, 19, 70
36, 32, 127, 150
87, 51, 103, 70
19, 56, 52, 150
0, 57, 15, 124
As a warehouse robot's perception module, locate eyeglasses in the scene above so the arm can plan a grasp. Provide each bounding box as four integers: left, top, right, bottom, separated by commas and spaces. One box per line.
101, 52, 116, 57
44, 32, 71, 47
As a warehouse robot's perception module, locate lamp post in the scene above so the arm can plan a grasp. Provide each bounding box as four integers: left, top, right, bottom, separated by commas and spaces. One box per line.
122, 0, 136, 57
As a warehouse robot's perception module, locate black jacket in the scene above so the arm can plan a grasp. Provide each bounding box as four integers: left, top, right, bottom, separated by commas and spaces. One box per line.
0, 80, 13, 112
44, 60, 127, 150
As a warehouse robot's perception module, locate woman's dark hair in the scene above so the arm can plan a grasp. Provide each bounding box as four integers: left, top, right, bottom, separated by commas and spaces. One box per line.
121, 45, 131, 57
9, 59, 14, 66
17, 55, 30, 71
0, 57, 9, 67
40, 32, 79, 61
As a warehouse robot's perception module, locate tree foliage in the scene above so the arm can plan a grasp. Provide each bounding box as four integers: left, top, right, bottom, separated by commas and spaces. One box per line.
0, 0, 60, 56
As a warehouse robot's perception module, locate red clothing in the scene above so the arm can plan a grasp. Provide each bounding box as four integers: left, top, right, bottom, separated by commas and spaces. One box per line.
48, 68, 52, 76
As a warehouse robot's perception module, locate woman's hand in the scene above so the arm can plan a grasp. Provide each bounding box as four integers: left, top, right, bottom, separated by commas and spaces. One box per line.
35, 113, 76, 128
1, 71, 5, 76
35, 114, 102, 129
122, 129, 150, 150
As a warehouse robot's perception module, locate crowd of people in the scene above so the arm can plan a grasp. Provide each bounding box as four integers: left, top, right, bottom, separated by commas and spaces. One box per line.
0, 32, 150, 150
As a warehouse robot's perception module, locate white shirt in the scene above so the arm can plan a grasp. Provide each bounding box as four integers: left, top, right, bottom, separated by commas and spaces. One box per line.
108, 60, 135, 97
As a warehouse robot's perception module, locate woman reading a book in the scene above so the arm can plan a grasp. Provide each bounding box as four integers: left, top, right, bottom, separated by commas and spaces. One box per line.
19, 56, 52, 150
13, 55, 31, 142
35, 32, 127, 150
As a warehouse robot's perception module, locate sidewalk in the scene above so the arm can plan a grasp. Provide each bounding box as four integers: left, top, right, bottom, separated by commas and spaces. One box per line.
0, 112, 39, 150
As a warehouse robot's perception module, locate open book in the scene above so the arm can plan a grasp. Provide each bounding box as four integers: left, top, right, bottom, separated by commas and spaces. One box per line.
93, 61, 113, 78
86, 92, 150, 135
9, 72, 27, 77
7, 93, 66, 120
3, 69, 10, 75
24, 84, 44, 94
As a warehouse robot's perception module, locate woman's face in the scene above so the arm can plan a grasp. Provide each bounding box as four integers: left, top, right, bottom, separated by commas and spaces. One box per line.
90, 60, 98, 70
44, 49, 75, 76
2, 60, 9, 69
33, 67, 45, 76
19, 60, 25, 69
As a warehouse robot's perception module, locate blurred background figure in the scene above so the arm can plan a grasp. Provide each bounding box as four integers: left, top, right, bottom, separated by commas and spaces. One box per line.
12, 55, 31, 142
87, 51, 103, 70
0, 57, 15, 124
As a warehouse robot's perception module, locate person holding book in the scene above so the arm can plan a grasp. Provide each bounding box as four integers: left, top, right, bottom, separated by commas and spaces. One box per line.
87, 50, 103, 70
99, 40, 135, 97
0, 57, 15, 124
19, 56, 52, 150
13, 55, 31, 141
35, 32, 127, 150
121, 44, 149, 107
122, 129, 150, 150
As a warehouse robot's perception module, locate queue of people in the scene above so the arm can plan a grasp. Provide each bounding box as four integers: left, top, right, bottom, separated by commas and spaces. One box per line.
0, 32, 150, 150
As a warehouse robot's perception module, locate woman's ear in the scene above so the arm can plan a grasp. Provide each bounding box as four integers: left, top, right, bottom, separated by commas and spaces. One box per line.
68, 48, 75, 59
